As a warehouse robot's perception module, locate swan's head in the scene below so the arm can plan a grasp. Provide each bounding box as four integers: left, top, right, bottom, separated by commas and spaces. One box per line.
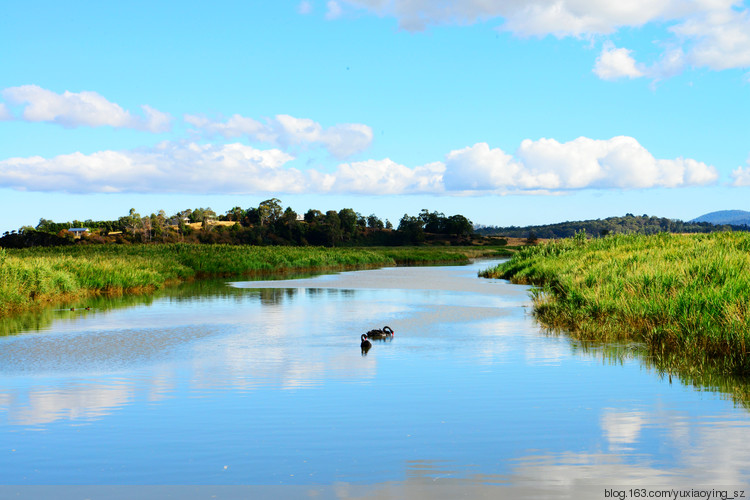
361, 334, 368, 341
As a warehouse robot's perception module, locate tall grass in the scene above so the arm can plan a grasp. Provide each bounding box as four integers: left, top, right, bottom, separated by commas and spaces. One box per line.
481, 232, 750, 376
0, 244, 506, 316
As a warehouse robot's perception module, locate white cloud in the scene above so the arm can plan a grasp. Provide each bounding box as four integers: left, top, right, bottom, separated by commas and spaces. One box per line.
730, 156, 750, 186
0, 142, 298, 194
339, 0, 750, 77
326, 0, 344, 20
342, 0, 686, 35
0, 137, 719, 195
672, 7, 750, 70
328, 158, 445, 194
185, 114, 268, 139
444, 142, 523, 190
298, 1, 313, 14
1, 85, 172, 132
0, 102, 11, 121
444, 136, 719, 192
141, 105, 172, 134
0, 143, 439, 196
186, 113, 374, 159
594, 42, 645, 80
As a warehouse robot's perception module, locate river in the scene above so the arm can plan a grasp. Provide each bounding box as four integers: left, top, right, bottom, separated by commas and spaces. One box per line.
1, 260, 749, 499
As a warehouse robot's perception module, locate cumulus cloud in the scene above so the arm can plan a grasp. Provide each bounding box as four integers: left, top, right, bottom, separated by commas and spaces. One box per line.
0, 142, 297, 194
298, 1, 313, 14
730, 156, 750, 186
444, 136, 718, 192
0, 136, 718, 195
0, 142, 439, 195
337, 0, 750, 77
672, 7, 750, 70
1, 85, 172, 132
328, 159, 445, 194
185, 113, 374, 159
0, 102, 11, 121
594, 42, 645, 80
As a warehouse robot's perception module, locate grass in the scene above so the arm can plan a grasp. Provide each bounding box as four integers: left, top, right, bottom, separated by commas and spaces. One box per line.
0, 244, 508, 317
481, 231, 750, 377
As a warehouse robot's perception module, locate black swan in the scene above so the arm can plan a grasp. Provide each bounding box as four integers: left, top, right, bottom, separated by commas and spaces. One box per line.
366, 326, 394, 340
361, 334, 372, 353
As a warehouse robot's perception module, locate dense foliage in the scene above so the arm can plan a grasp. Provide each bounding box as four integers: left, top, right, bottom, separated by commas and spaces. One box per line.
1, 200, 476, 248
475, 213, 743, 239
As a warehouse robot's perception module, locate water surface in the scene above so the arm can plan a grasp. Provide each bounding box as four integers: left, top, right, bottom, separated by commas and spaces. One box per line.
1, 261, 749, 499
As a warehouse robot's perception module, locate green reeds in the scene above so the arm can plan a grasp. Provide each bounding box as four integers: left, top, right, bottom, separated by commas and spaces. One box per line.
481, 232, 750, 377
0, 244, 506, 317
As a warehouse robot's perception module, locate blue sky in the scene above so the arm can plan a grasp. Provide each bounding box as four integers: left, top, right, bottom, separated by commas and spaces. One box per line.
1, 0, 749, 233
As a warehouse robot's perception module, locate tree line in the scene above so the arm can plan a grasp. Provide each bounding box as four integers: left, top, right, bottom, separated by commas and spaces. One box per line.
475, 213, 744, 240
1, 199, 475, 248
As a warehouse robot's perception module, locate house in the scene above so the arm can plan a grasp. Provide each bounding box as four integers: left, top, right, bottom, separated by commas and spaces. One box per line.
69, 228, 89, 239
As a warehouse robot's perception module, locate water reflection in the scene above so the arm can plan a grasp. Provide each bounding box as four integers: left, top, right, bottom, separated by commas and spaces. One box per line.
509, 417, 750, 486
601, 409, 648, 448
5, 381, 132, 426
565, 338, 750, 407
2, 260, 750, 491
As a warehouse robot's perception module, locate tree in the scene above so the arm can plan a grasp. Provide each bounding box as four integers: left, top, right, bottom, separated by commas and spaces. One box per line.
357, 214, 367, 229
444, 214, 473, 236
189, 207, 216, 224
398, 214, 425, 243
258, 198, 283, 226
281, 207, 298, 224
323, 210, 342, 245
338, 208, 358, 238
36, 218, 54, 232
141, 215, 152, 242
419, 209, 446, 233
243, 208, 260, 226
120, 208, 142, 236
367, 214, 384, 230
225, 206, 245, 222
304, 209, 323, 224
151, 210, 167, 240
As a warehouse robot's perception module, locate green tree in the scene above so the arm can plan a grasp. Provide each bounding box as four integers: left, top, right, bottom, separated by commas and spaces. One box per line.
120, 208, 142, 236
323, 210, 342, 245
398, 214, 425, 243
258, 198, 283, 226
243, 208, 260, 226
304, 209, 323, 224
367, 214, 384, 229
444, 214, 473, 236
419, 209, 446, 233
338, 208, 358, 238
225, 206, 246, 222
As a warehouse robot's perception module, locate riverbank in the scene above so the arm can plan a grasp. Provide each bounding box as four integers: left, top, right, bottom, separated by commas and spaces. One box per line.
0, 244, 510, 317
481, 231, 750, 376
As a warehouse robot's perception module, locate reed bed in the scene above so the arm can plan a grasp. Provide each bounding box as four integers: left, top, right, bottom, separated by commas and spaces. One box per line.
0, 244, 505, 317
481, 232, 750, 375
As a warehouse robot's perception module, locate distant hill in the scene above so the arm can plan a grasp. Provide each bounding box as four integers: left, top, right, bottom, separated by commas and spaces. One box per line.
475, 213, 742, 239
691, 210, 750, 227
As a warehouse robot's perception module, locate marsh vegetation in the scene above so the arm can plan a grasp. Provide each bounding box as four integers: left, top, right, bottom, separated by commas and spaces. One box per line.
0, 244, 509, 317
482, 231, 750, 378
